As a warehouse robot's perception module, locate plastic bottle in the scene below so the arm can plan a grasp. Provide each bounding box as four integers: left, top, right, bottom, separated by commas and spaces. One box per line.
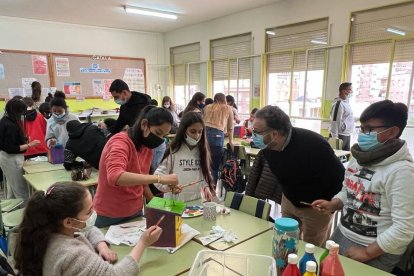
319, 240, 336, 275
282, 254, 301, 276
273, 218, 300, 275
299, 243, 318, 275
321, 243, 345, 276
303, 261, 317, 276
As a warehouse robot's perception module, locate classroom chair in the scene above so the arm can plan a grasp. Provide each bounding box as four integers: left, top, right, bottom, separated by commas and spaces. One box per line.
1, 199, 24, 213
392, 239, 414, 276
224, 192, 271, 220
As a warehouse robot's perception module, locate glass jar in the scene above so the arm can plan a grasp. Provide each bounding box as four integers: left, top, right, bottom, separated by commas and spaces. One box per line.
272, 217, 299, 275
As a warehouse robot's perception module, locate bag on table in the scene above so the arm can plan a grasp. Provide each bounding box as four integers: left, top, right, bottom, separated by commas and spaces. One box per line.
48, 144, 64, 164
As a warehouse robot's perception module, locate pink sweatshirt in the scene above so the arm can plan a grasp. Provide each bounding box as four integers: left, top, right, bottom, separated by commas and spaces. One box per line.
93, 131, 153, 218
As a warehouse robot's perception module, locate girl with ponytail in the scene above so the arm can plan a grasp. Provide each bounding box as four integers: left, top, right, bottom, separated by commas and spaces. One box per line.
14, 182, 162, 276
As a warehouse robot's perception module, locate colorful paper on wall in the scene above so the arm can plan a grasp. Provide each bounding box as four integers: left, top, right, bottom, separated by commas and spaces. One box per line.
55, 57, 70, 77
92, 79, 113, 96
0, 64, 5, 80
123, 68, 145, 92
8, 88, 24, 98
63, 81, 81, 95
22, 78, 37, 89
32, 55, 48, 75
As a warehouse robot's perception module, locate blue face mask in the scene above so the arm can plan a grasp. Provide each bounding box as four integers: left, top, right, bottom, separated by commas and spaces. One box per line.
198, 103, 205, 109
357, 128, 389, 151
252, 132, 268, 149
115, 98, 126, 105
52, 112, 66, 120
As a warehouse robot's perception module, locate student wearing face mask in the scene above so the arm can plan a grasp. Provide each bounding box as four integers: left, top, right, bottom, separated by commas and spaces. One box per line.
154, 112, 215, 202
45, 97, 79, 148
312, 100, 414, 273
108, 79, 151, 135
252, 105, 344, 247
182, 92, 206, 115
93, 106, 179, 227
0, 98, 40, 201
39, 102, 51, 120
162, 96, 180, 133
14, 182, 163, 276
329, 82, 355, 150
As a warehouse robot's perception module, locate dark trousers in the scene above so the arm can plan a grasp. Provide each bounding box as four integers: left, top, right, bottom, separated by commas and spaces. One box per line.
206, 127, 224, 186
339, 134, 351, 151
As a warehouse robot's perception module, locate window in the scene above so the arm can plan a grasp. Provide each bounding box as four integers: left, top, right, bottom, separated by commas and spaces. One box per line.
266, 18, 329, 119
170, 43, 200, 108
349, 2, 414, 119
349, 2, 414, 155
210, 33, 253, 117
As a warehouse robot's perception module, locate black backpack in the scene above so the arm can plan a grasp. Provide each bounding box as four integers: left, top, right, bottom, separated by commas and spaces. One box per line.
220, 144, 246, 193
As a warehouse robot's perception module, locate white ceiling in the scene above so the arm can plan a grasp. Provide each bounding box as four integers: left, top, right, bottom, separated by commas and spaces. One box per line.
0, 0, 282, 33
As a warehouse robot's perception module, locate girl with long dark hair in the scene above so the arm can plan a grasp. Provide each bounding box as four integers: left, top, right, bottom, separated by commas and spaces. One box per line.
0, 98, 40, 200
154, 112, 215, 201
14, 182, 162, 275
183, 92, 206, 115
162, 95, 180, 132
31, 81, 42, 110
93, 106, 179, 227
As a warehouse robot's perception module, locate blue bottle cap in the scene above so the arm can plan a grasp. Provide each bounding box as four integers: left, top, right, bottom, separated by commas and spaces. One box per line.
275, 217, 299, 232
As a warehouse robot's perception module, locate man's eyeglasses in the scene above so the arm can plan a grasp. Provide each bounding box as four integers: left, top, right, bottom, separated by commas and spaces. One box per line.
358, 125, 391, 135
252, 129, 271, 135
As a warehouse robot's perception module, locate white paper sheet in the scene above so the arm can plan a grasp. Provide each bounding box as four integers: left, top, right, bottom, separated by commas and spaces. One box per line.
105, 220, 147, 246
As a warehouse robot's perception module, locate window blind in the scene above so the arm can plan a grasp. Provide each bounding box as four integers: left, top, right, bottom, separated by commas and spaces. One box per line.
170, 43, 200, 85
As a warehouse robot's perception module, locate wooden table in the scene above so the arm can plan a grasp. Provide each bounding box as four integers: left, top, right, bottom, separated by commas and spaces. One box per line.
23, 160, 65, 174
227, 230, 393, 276
23, 169, 98, 192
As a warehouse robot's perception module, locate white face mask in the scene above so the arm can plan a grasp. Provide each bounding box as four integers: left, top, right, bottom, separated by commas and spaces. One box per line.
164, 103, 171, 109
70, 210, 97, 232
185, 134, 201, 146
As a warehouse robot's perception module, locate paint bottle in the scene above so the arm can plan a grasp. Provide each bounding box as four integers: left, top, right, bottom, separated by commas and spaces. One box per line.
321, 243, 345, 276
303, 261, 317, 276
299, 243, 318, 275
282, 254, 301, 276
319, 240, 336, 275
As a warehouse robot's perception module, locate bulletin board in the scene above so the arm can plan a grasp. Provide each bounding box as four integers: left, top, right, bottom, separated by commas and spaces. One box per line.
0, 50, 52, 99
0, 49, 146, 100
51, 53, 146, 98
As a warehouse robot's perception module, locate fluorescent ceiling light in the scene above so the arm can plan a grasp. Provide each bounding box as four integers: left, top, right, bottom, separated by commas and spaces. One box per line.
266, 30, 276, 36
386, 27, 405, 36
125, 6, 177, 20
311, 40, 327, 45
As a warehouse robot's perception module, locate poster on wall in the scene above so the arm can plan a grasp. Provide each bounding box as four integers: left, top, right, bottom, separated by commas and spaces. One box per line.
123, 68, 145, 92
80, 63, 111, 74
32, 55, 48, 75
63, 81, 81, 95
55, 57, 70, 77
22, 77, 37, 89
8, 88, 24, 98
92, 79, 113, 97
0, 64, 5, 80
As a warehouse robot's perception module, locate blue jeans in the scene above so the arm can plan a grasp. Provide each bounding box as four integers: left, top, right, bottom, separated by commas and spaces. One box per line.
95, 211, 143, 228
206, 127, 224, 186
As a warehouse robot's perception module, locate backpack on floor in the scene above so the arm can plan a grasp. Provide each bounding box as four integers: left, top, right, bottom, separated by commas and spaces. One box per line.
220, 144, 246, 193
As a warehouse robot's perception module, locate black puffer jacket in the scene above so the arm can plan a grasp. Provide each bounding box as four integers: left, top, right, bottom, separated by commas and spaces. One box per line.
64, 122, 106, 170
245, 150, 283, 204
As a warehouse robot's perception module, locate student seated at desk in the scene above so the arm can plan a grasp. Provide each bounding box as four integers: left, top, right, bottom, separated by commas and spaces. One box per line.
244, 108, 258, 137
45, 97, 79, 148
14, 182, 162, 276
93, 106, 179, 227
312, 100, 414, 272
154, 112, 215, 202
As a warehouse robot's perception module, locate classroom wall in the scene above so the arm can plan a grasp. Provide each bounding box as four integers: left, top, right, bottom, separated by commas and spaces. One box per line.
0, 16, 164, 111
163, 0, 408, 102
